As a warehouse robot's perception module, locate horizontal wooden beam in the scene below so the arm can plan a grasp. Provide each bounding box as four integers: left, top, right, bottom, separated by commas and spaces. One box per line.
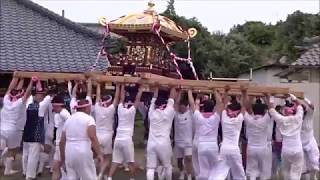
13, 71, 304, 98
14, 72, 86, 81
139, 73, 293, 96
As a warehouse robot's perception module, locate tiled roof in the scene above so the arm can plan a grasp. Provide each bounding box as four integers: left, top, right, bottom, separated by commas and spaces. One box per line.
292, 44, 320, 67
0, 0, 108, 73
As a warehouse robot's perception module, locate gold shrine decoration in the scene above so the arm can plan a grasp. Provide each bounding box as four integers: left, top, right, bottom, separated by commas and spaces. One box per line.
99, 17, 107, 26
13, 71, 304, 98
188, 28, 197, 38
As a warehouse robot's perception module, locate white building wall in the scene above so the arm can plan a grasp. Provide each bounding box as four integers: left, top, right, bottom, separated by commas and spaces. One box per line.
238, 67, 284, 84
271, 82, 320, 144
239, 68, 320, 143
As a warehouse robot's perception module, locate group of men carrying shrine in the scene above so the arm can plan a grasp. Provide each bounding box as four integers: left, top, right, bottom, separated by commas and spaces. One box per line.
0, 75, 319, 180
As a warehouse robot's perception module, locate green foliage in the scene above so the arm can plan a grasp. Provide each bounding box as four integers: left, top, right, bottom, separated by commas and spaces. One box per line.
163, 0, 176, 16
161, 1, 319, 78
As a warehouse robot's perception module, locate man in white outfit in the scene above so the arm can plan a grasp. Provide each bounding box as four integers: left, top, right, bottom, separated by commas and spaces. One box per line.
95, 83, 120, 179
268, 94, 304, 180
1, 77, 32, 175
23, 78, 52, 180
243, 94, 272, 180
51, 95, 71, 180
60, 99, 103, 180
69, 79, 93, 114
265, 103, 274, 180
271, 105, 283, 179
107, 84, 143, 180
146, 85, 176, 180
300, 98, 319, 180
211, 86, 246, 180
173, 92, 193, 180
188, 89, 223, 180
37, 93, 55, 176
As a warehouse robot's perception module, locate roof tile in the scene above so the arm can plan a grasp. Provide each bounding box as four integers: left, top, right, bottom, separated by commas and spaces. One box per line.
0, 0, 109, 73
292, 45, 320, 67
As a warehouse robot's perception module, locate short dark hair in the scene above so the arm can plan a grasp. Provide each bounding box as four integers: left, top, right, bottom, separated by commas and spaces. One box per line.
275, 105, 282, 113
227, 96, 241, 111
285, 100, 294, 107
203, 100, 214, 113
101, 95, 112, 102
10, 89, 18, 96
252, 102, 267, 115
52, 95, 64, 104
179, 99, 189, 106
76, 92, 87, 100
155, 97, 167, 107
76, 99, 90, 111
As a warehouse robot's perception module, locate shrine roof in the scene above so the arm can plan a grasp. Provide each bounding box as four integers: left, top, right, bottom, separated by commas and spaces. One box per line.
109, 6, 189, 40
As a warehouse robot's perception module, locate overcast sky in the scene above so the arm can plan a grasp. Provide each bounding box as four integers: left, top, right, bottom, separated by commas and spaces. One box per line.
32, 0, 319, 33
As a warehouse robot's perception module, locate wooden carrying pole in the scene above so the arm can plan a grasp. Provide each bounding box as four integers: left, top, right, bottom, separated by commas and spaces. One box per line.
13, 71, 304, 98
14, 72, 86, 81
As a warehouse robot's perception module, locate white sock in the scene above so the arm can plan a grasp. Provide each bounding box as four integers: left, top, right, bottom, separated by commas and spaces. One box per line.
146, 169, 155, 180
107, 177, 112, 180
4, 157, 14, 174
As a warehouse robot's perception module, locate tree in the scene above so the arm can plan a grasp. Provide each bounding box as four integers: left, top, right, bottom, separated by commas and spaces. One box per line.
163, 0, 176, 16
160, 0, 319, 78
230, 21, 275, 46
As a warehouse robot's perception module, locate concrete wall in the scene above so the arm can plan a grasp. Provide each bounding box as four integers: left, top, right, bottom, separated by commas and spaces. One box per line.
238, 67, 284, 84
271, 82, 320, 143
310, 69, 320, 83
239, 68, 320, 143
287, 69, 320, 83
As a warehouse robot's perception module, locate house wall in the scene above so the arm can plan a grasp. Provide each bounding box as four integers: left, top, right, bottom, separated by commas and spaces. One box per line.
238, 68, 320, 143
287, 69, 320, 83
310, 69, 320, 83
272, 82, 320, 144
238, 67, 284, 84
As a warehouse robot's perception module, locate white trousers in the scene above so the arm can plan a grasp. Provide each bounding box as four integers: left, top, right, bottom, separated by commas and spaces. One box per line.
197, 142, 219, 180
211, 146, 246, 180
281, 148, 304, 180
147, 141, 172, 168
1, 129, 21, 149
65, 142, 97, 180
246, 145, 271, 180
146, 140, 172, 180
112, 138, 135, 163
23, 142, 41, 178
192, 140, 200, 178
265, 142, 272, 177
97, 132, 113, 155
303, 137, 320, 172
